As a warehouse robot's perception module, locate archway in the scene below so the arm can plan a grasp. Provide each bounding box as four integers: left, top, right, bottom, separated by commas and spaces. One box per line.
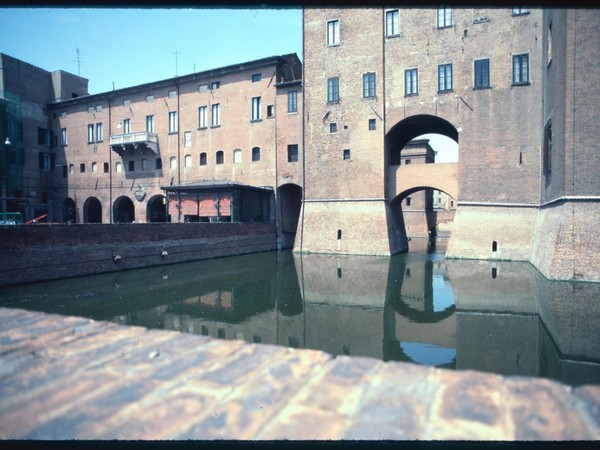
277, 183, 303, 249
386, 114, 458, 165
83, 197, 102, 223
147, 194, 167, 223
62, 198, 76, 223
113, 196, 135, 223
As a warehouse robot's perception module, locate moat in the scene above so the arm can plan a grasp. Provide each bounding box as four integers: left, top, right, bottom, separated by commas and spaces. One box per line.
1, 239, 599, 387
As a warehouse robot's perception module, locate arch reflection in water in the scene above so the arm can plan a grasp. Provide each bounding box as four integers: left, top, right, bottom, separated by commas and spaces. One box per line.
1, 249, 599, 386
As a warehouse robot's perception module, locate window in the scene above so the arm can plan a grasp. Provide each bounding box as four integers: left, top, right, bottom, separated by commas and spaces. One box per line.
547, 23, 553, 66
170, 156, 177, 169
438, 64, 453, 92
87, 124, 94, 143
146, 95, 154, 103
198, 106, 207, 128
252, 147, 260, 162
288, 90, 297, 113
543, 121, 552, 185
405, 159, 412, 165
168, 111, 178, 133
200, 152, 207, 166
96, 123, 103, 142
63, 165, 68, 178
103, 162, 109, 173
212, 104, 221, 126
146, 115, 154, 133
474, 58, 490, 88
513, 53, 529, 84
512, 7, 529, 16
363, 72, 376, 98
233, 149, 242, 164
123, 99, 131, 107
343, 149, 351, 160
287, 144, 298, 163
155, 158, 162, 170
128, 160, 134, 172
123, 119, 131, 134
87, 106, 94, 114
405, 68, 418, 96
369, 119, 376, 130
327, 77, 340, 103
252, 97, 261, 121
184, 131, 192, 147
95, 105, 102, 112
216, 150, 224, 165
142, 159, 148, 171
267, 105, 274, 118
69, 164, 74, 174
406, 197, 411, 207
80, 163, 86, 173
39, 152, 52, 171
184, 154, 192, 167
330, 123, 338, 133
198, 84, 208, 93
386, 9, 399, 37
327, 19, 340, 46
252, 73, 261, 82
437, 7, 453, 28
168, 90, 177, 98
91, 162, 97, 173
61, 128, 67, 146
211, 81, 220, 90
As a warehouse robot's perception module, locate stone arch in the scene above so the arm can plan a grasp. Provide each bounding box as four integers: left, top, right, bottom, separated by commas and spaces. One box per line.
62, 197, 76, 223
113, 196, 135, 223
83, 197, 102, 223
147, 194, 167, 223
386, 114, 459, 165
277, 183, 303, 249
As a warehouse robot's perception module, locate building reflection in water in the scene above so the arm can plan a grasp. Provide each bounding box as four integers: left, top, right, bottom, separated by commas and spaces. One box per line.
1, 245, 598, 386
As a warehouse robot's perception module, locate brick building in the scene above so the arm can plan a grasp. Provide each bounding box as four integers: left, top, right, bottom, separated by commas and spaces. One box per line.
45, 54, 303, 247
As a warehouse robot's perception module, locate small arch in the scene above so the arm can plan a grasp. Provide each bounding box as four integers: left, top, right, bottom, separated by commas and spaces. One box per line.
492, 241, 498, 252
62, 197, 76, 223
115, 161, 123, 173
233, 148, 242, 164
83, 197, 102, 223
337, 229, 342, 240
169, 156, 177, 169
252, 146, 261, 162
216, 150, 224, 165
199, 152, 207, 166
184, 154, 192, 168
147, 194, 167, 222
113, 196, 135, 223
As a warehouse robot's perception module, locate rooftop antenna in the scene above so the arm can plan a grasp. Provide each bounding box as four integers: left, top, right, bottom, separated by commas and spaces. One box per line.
173, 49, 180, 77
74, 48, 82, 76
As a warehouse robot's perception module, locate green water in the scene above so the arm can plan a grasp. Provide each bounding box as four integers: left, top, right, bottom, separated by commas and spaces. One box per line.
1, 240, 599, 386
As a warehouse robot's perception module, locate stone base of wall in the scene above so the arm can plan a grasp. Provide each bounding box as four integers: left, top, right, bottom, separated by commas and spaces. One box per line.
530, 200, 600, 281
446, 205, 538, 262
0, 223, 277, 286
294, 200, 407, 255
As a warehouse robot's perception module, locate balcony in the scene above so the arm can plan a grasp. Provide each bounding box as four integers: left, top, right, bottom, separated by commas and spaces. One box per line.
110, 132, 158, 156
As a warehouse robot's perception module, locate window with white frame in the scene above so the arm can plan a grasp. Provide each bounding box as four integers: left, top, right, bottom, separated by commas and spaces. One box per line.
233, 149, 242, 164
116, 162, 122, 173
437, 7, 453, 28
212, 104, 220, 126
91, 162, 97, 173
363, 72, 376, 98
96, 123, 103, 142
146, 115, 154, 133
327, 19, 340, 46
198, 106, 207, 128
184, 154, 192, 167
184, 131, 192, 147
327, 77, 340, 103
198, 84, 208, 93
169, 111, 178, 133
474, 58, 490, 88
405, 68, 418, 95
146, 95, 154, 103
252, 73, 262, 82
170, 156, 177, 169
87, 124, 94, 143
386, 9, 399, 37
211, 81, 220, 90
61, 128, 67, 146
168, 90, 177, 98
123, 119, 131, 134
438, 64, 453, 92
512, 7, 529, 16
512, 53, 529, 84
252, 97, 261, 121
288, 90, 297, 113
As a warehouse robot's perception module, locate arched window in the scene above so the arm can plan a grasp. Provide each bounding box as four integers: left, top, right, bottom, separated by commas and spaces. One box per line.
200, 152, 207, 166
91, 162, 97, 173
170, 156, 177, 169
80, 163, 86, 173
216, 150, 224, 165
69, 164, 74, 174
252, 147, 261, 162
115, 162, 122, 173
233, 149, 242, 164
184, 154, 192, 168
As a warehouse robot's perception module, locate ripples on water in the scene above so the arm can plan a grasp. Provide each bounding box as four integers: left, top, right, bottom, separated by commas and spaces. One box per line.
1, 239, 599, 386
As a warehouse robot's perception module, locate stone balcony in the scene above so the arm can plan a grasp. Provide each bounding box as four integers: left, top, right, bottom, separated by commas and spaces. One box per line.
109, 131, 158, 156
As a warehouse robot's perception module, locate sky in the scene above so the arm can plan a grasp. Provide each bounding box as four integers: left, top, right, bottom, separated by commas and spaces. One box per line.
0, 6, 457, 161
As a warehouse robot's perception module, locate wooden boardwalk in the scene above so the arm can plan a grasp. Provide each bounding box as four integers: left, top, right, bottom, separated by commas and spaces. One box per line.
0, 307, 599, 440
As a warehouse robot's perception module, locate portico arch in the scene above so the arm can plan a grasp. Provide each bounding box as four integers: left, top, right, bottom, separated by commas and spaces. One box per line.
113, 196, 135, 223
83, 197, 102, 223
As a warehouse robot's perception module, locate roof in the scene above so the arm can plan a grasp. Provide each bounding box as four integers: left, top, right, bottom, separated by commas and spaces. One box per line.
161, 180, 273, 193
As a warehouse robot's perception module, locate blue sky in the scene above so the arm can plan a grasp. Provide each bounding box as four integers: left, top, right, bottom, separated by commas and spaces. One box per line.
0, 7, 302, 95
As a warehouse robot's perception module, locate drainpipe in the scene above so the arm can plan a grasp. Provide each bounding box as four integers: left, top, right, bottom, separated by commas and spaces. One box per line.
176, 81, 181, 186
107, 95, 113, 223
